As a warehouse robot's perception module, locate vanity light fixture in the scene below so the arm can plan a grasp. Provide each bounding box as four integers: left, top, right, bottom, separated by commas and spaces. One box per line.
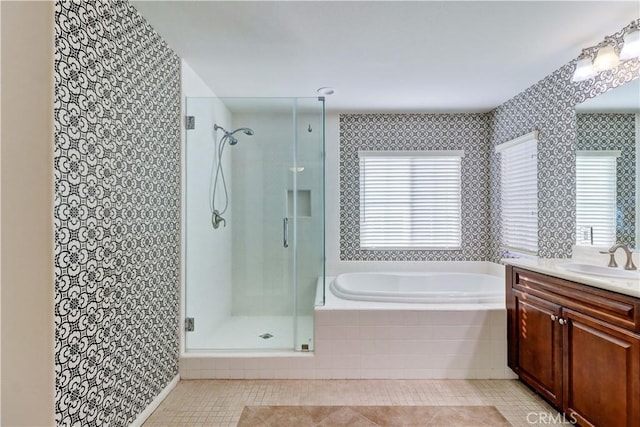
571, 19, 640, 82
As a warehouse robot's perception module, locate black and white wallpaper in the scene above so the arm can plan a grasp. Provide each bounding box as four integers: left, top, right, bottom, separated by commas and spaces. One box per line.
340, 32, 639, 262
54, 1, 181, 425
340, 114, 491, 261
577, 113, 636, 246
489, 46, 639, 260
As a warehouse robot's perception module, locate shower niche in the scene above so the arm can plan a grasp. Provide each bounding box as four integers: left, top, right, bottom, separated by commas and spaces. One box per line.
184, 97, 325, 352
287, 190, 312, 217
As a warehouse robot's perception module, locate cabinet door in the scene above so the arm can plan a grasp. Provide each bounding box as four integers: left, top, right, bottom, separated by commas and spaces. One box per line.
511, 290, 563, 407
563, 309, 640, 427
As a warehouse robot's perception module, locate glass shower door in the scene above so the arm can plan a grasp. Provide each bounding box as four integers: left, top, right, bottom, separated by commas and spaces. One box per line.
291, 97, 325, 351
228, 98, 296, 350
184, 97, 323, 352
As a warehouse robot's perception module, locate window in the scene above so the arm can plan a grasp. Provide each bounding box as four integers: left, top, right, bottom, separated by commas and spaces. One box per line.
576, 151, 619, 247
358, 150, 463, 249
497, 132, 538, 255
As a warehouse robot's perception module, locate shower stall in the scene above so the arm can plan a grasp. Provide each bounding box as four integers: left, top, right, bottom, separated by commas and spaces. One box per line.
184, 97, 325, 352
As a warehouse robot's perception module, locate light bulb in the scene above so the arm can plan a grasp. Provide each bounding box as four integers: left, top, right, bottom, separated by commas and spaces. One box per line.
572, 56, 596, 82
592, 45, 620, 72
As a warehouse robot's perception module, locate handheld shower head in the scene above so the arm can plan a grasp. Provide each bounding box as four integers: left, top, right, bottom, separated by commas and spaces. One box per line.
210, 123, 254, 229
229, 127, 254, 137
214, 124, 255, 141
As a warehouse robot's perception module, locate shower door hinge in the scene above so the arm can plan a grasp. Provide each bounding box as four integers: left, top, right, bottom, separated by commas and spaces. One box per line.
185, 317, 195, 332
186, 116, 195, 130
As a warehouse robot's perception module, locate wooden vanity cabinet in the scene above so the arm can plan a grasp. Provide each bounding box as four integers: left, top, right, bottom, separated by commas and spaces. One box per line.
507, 266, 640, 427
510, 289, 563, 406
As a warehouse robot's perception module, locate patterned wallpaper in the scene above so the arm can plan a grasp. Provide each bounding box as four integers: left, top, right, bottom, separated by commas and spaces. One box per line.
489, 56, 639, 260
340, 55, 638, 262
577, 113, 636, 246
54, 1, 181, 425
340, 113, 491, 261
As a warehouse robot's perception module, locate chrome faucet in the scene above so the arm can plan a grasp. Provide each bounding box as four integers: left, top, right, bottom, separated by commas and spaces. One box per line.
599, 243, 637, 270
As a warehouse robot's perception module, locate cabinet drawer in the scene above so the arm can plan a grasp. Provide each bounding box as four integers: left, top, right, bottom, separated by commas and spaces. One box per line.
510, 267, 640, 333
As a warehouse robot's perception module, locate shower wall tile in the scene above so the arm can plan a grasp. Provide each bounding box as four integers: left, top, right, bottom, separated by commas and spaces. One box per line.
54, 1, 181, 425
339, 113, 492, 261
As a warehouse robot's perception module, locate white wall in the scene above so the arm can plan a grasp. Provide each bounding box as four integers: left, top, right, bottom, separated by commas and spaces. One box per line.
181, 60, 233, 350
1, 1, 55, 424
231, 110, 324, 316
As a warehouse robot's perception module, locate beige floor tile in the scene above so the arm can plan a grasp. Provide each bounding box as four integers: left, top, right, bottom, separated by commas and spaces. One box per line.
143, 379, 561, 426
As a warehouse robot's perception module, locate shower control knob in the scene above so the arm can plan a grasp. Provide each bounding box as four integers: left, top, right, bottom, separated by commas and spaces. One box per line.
550, 314, 557, 322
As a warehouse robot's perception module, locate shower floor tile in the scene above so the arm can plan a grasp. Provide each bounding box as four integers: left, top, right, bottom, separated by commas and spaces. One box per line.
187, 315, 314, 351
144, 379, 565, 426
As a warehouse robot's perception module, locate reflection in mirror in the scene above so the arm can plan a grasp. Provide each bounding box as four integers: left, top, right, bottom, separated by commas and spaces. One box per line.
575, 79, 639, 250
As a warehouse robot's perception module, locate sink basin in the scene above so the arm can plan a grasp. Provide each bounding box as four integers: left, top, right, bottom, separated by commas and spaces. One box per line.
559, 263, 640, 280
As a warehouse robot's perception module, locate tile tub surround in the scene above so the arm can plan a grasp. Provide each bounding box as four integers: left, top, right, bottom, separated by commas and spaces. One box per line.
314, 308, 512, 380
143, 379, 562, 427
180, 308, 512, 380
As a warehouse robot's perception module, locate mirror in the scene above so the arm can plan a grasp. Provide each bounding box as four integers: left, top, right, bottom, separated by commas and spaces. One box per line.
575, 79, 639, 250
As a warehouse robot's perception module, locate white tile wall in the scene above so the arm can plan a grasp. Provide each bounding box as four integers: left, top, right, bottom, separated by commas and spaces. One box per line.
180, 307, 516, 380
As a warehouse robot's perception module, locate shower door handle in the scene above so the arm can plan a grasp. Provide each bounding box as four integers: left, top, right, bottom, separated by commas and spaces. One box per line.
283, 217, 289, 248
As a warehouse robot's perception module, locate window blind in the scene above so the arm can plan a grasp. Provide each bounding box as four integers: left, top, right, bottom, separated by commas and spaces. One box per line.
497, 132, 538, 254
358, 151, 463, 249
576, 151, 619, 247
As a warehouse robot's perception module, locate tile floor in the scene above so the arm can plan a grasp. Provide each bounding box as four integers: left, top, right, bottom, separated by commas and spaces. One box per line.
144, 379, 567, 426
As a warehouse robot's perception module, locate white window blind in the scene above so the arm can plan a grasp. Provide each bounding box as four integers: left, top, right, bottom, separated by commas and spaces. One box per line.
576, 150, 619, 247
497, 132, 538, 255
358, 150, 463, 249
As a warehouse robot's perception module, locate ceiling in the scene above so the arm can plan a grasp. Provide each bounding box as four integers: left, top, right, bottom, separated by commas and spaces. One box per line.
132, 1, 639, 113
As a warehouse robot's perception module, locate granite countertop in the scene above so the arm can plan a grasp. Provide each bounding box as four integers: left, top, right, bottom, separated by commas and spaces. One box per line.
502, 257, 640, 299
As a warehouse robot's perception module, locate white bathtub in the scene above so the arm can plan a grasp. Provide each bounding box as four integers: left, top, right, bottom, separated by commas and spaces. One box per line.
330, 272, 504, 304
310, 266, 515, 379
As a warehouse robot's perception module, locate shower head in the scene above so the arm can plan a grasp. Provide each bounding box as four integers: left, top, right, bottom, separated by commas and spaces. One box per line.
214, 124, 255, 143
237, 127, 254, 136
228, 127, 254, 137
